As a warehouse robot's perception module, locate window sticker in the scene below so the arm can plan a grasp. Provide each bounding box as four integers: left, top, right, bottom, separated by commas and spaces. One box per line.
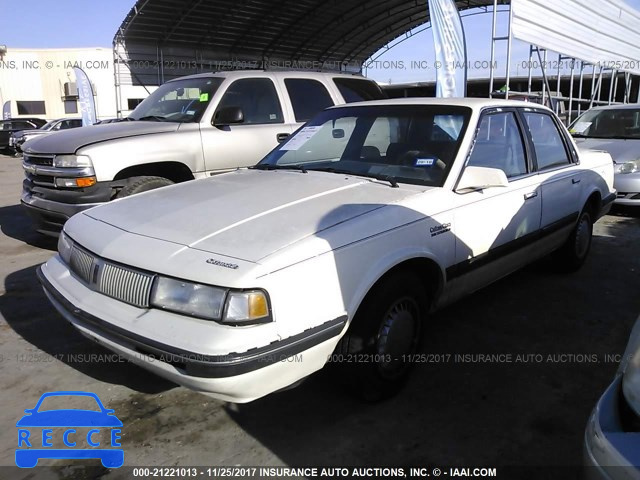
269, 114, 277, 120
415, 158, 435, 167
280, 126, 322, 151
199, 93, 209, 102
186, 110, 196, 115
570, 121, 591, 134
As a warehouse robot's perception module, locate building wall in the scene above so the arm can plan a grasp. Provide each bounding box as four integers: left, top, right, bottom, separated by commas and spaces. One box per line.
0, 47, 154, 121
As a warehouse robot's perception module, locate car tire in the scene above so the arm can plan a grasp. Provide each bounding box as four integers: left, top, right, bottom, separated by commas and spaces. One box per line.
337, 272, 427, 401
117, 176, 174, 198
554, 209, 593, 272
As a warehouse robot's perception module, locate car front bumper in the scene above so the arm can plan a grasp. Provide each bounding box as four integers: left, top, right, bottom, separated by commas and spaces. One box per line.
614, 172, 640, 207
584, 375, 640, 480
37, 257, 346, 403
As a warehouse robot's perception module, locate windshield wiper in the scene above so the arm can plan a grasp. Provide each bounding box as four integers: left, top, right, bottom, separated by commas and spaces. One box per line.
137, 115, 168, 122
251, 164, 308, 173
309, 167, 399, 188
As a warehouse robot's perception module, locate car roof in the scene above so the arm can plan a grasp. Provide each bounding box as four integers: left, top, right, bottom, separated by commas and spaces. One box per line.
325, 97, 554, 112
587, 103, 640, 111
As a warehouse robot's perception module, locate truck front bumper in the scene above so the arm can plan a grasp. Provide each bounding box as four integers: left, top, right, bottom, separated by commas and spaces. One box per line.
37, 258, 347, 403
21, 180, 112, 236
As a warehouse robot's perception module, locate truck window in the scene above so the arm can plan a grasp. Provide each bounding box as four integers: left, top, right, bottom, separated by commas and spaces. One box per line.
216, 78, 284, 125
522, 112, 570, 170
284, 79, 334, 122
333, 78, 385, 103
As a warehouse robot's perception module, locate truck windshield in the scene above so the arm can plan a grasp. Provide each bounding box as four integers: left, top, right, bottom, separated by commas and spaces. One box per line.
129, 77, 224, 123
257, 105, 471, 187
570, 108, 640, 139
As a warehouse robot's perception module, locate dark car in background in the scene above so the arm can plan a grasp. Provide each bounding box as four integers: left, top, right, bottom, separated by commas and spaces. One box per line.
10, 118, 83, 154
0, 118, 47, 153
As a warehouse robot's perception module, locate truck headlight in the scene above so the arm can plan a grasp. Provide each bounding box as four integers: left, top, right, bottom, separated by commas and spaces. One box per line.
150, 276, 272, 325
622, 318, 640, 417
53, 155, 93, 168
620, 160, 640, 174
57, 230, 73, 265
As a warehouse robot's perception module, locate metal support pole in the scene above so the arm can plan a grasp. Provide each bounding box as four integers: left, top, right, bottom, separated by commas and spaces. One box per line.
488, 0, 499, 97
577, 62, 585, 117
568, 59, 575, 125
612, 71, 619, 103
527, 45, 534, 96
504, 4, 514, 99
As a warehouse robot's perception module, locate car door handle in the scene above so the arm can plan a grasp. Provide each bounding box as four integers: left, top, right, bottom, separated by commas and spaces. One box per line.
572, 178, 581, 184
524, 191, 538, 200
277, 133, 289, 143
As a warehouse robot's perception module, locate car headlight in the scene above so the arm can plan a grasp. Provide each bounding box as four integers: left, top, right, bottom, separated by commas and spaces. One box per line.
57, 230, 73, 265
53, 154, 93, 168
620, 160, 640, 174
150, 276, 272, 325
622, 317, 640, 417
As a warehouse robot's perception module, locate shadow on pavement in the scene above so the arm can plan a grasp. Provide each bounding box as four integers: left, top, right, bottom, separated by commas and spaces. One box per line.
0, 204, 57, 251
0, 264, 175, 394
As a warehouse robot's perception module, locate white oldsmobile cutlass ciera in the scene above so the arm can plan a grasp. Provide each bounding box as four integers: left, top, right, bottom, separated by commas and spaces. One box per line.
39, 99, 616, 403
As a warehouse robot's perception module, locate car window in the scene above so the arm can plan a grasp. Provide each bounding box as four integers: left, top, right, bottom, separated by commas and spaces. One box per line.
59, 120, 80, 129
522, 112, 570, 170
216, 78, 284, 125
333, 78, 385, 103
284, 79, 334, 122
36, 395, 102, 412
13, 121, 35, 130
569, 108, 640, 139
467, 112, 528, 178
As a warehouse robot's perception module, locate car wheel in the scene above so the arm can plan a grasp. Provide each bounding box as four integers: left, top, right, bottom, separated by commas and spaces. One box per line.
117, 176, 174, 198
554, 209, 593, 272
338, 272, 427, 401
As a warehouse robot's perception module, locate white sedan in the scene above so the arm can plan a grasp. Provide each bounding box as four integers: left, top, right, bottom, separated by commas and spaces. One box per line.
38, 98, 615, 402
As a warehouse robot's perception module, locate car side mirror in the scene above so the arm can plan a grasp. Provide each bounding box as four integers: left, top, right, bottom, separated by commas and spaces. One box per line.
456, 166, 509, 193
213, 106, 244, 127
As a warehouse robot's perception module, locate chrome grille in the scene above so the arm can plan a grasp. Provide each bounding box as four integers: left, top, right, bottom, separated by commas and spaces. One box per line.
68, 245, 154, 308
69, 246, 95, 284
97, 263, 154, 308
23, 154, 54, 166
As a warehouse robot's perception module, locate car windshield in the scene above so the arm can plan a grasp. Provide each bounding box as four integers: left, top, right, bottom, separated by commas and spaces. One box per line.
569, 108, 640, 139
257, 105, 472, 187
129, 77, 224, 123
40, 120, 56, 130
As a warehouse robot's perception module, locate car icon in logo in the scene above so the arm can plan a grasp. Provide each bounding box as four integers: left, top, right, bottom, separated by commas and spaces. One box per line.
16, 391, 123, 468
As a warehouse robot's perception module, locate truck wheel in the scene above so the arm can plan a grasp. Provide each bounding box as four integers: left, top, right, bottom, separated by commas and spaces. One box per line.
117, 176, 174, 198
553, 209, 593, 272
338, 272, 427, 401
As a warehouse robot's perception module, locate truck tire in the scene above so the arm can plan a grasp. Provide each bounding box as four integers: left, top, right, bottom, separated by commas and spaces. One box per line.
117, 176, 174, 198
553, 209, 593, 272
337, 272, 427, 401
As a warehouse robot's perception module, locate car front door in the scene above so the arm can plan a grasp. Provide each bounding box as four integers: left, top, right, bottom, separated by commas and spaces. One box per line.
201, 77, 294, 173
446, 109, 542, 299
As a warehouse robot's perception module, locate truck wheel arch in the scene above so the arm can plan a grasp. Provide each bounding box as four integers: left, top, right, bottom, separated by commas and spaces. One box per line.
113, 162, 194, 184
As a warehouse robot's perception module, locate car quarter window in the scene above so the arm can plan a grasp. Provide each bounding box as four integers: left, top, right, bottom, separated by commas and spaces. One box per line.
467, 111, 528, 178
216, 78, 284, 124
284, 79, 335, 122
333, 78, 385, 103
522, 111, 571, 170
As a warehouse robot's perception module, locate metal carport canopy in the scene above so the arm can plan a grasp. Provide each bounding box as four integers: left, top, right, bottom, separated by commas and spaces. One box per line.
115, 0, 500, 71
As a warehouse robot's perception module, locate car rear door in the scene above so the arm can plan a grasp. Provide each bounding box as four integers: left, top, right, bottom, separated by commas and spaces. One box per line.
519, 109, 583, 233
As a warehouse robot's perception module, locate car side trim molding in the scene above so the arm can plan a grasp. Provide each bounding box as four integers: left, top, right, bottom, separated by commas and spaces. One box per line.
446, 212, 578, 281
37, 267, 347, 379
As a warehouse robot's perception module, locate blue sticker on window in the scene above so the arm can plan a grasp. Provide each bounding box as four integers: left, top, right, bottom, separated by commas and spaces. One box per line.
415, 158, 435, 167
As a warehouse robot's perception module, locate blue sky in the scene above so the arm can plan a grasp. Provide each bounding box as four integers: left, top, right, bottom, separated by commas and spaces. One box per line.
2, 0, 640, 85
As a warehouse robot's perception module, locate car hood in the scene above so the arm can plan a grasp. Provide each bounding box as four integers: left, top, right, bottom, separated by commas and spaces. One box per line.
22, 121, 181, 154
16, 410, 122, 427
83, 169, 422, 264
14, 129, 48, 139
574, 138, 640, 163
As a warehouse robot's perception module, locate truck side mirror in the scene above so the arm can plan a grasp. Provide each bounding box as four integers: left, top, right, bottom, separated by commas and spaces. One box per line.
213, 106, 244, 127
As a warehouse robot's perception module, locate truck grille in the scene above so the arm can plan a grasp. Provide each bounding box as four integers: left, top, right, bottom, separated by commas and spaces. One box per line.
23, 154, 54, 166
68, 245, 155, 308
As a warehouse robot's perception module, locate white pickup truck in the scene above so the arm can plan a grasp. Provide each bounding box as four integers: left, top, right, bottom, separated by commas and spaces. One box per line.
20, 70, 384, 235
38, 98, 615, 403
